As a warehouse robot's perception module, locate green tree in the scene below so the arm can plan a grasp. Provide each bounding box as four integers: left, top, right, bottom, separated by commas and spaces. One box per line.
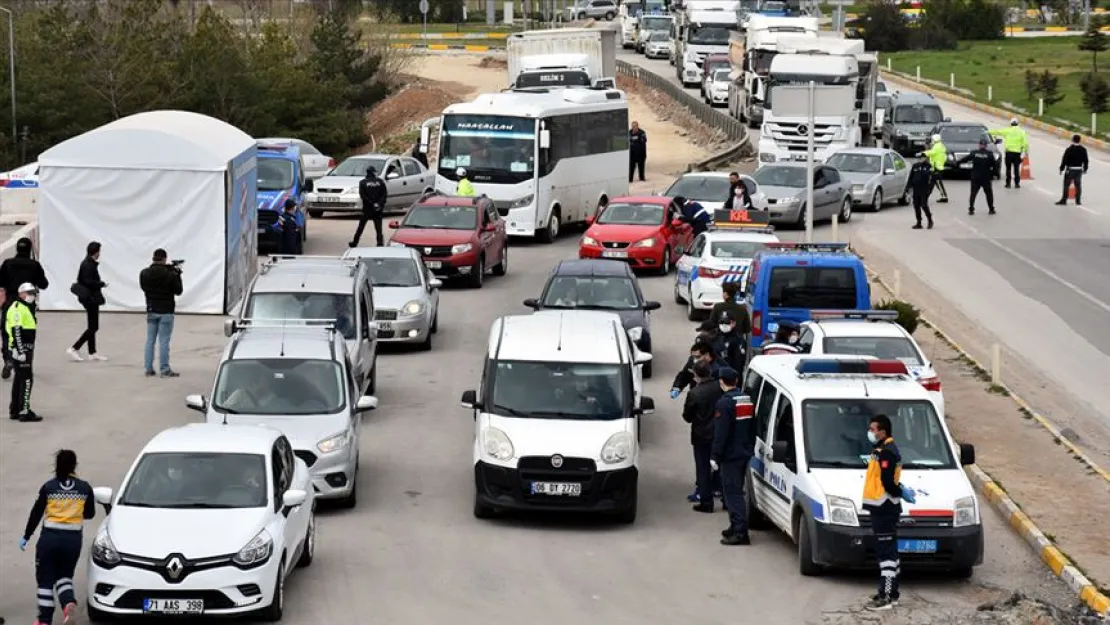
861, 1, 912, 52
1078, 24, 1109, 72
1038, 71, 1066, 106
310, 8, 387, 110
1080, 72, 1110, 114
177, 8, 256, 127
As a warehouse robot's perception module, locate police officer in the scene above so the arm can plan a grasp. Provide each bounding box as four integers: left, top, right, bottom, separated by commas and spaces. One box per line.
708, 283, 750, 338
908, 154, 935, 230
410, 141, 429, 168
675, 196, 711, 235
711, 368, 753, 545
278, 198, 303, 255
350, 166, 388, 247
671, 340, 719, 399
990, 118, 1029, 189
712, 312, 746, 371
1056, 134, 1089, 206
629, 121, 647, 182
683, 361, 724, 513
456, 167, 476, 197
922, 134, 949, 203
0, 237, 48, 379
760, 320, 800, 354
723, 172, 753, 210
957, 139, 998, 216
5, 283, 41, 422
21, 449, 95, 625
862, 415, 917, 611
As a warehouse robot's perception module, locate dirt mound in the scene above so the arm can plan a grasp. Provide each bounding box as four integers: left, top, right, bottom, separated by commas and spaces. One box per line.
363, 81, 460, 153
477, 57, 507, 69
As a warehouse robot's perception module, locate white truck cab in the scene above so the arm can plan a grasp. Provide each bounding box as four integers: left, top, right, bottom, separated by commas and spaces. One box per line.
742, 355, 983, 577
461, 310, 654, 524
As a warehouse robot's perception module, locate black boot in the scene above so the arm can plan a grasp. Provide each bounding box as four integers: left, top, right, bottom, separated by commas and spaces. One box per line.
927, 220, 934, 229
17, 411, 42, 422
0, 362, 10, 379
692, 503, 714, 513
721, 533, 751, 545
1055, 200, 1067, 206
912, 223, 923, 230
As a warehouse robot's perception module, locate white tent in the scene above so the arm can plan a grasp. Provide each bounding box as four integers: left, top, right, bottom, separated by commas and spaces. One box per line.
37, 110, 259, 314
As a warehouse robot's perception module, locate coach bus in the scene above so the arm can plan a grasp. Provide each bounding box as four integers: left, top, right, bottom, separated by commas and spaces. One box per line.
429, 87, 629, 243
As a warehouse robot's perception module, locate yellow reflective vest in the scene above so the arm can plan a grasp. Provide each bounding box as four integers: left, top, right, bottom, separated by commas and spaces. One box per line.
924, 141, 947, 172
4, 299, 37, 352
989, 126, 1028, 154
862, 437, 902, 508
457, 178, 476, 197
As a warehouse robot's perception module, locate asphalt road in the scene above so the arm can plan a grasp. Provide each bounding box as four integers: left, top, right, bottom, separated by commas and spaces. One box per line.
0, 213, 1076, 624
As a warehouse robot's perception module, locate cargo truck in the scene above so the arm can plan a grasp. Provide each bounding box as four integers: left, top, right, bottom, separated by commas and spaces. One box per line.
506, 28, 618, 89
673, 1, 743, 87
727, 15, 819, 127
619, 0, 666, 49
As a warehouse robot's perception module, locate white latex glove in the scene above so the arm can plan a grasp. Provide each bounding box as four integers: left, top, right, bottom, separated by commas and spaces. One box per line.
710, 460, 719, 472
10, 352, 25, 362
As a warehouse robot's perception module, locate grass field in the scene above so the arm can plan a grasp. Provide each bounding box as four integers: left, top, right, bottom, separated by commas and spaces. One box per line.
885, 37, 1108, 135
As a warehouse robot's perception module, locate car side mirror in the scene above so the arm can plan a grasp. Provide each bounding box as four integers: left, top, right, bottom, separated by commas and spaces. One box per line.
637, 396, 655, 415
356, 395, 378, 413
539, 129, 551, 149
388, 220, 400, 229
585, 215, 595, 225
282, 489, 306, 515
94, 487, 113, 506
303, 179, 314, 192
671, 218, 684, 227
460, 389, 482, 409
883, 168, 895, 175
994, 137, 1003, 145
385, 171, 400, 180
366, 321, 379, 334
959, 443, 976, 466
643, 301, 662, 311
223, 319, 237, 337
771, 440, 790, 463
428, 278, 442, 289
523, 298, 540, 309
943, 117, 952, 122
634, 350, 652, 365
185, 394, 207, 413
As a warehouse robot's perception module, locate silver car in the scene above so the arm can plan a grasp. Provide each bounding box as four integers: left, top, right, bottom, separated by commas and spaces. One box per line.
643, 31, 671, 59
751, 162, 854, 227
342, 246, 442, 350
187, 324, 379, 507
825, 148, 911, 211
566, 0, 618, 20
257, 137, 334, 180
305, 154, 431, 218
663, 171, 768, 212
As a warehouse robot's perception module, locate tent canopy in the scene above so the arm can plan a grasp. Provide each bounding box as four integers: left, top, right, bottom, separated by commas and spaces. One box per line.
38, 110, 255, 172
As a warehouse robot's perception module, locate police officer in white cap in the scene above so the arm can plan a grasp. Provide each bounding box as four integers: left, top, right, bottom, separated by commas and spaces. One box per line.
5, 283, 41, 421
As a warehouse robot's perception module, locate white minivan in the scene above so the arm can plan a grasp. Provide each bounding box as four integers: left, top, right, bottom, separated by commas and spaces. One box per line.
460, 311, 654, 524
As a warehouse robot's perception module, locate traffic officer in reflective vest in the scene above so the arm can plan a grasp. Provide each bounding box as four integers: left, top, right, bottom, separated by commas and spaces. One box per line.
862, 414, 917, 611
5, 282, 41, 422
989, 118, 1029, 189
922, 134, 949, 203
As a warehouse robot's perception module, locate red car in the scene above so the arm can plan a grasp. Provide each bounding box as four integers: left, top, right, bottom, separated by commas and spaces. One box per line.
387, 194, 508, 288
579, 195, 693, 275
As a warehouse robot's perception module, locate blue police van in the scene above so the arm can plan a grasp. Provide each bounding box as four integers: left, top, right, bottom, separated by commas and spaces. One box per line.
256, 142, 308, 250
742, 242, 871, 349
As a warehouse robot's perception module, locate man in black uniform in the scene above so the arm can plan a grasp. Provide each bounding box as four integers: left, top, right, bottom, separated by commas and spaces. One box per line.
684, 362, 724, 513
708, 283, 749, 336
1056, 134, 1089, 206
957, 138, 997, 216
5, 283, 40, 422
712, 312, 746, 372
670, 341, 719, 399
723, 172, 753, 210
350, 166, 388, 247
908, 155, 935, 230
711, 368, 753, 545
628, 121, 647, 182
0, 237, 48, 379
277, 199, 303, 255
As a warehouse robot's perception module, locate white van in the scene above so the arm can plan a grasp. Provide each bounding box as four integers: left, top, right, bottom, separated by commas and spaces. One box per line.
742, 355, 982, 577
460, 310, 654, 524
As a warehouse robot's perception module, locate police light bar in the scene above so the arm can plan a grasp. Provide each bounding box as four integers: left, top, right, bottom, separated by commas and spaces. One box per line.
257, 142, 292, 151
795, 358, 909, 376
735, 395, 755, 418
711, 208, 773, 231
764, 242, 850, 252
810, 309, 899, 321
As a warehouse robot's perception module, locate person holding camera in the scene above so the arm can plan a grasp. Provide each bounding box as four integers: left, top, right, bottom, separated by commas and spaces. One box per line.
139, 249, 183, 378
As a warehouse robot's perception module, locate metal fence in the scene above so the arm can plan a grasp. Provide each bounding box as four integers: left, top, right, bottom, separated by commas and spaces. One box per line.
615, 60, 748, 144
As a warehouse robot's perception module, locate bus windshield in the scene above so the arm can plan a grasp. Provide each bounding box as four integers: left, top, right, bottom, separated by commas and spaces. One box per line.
439, 114, 536, 184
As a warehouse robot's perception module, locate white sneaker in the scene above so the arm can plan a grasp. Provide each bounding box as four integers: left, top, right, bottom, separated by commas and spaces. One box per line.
66, 348, 84, 362
88, 354, 108, 361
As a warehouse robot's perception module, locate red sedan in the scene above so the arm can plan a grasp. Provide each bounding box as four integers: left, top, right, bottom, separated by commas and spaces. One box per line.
579, 196, 693, 275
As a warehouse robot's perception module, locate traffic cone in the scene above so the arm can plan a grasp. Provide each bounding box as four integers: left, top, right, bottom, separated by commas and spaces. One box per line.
1020, 155, 1033, 181
1068, 185, 1076, 199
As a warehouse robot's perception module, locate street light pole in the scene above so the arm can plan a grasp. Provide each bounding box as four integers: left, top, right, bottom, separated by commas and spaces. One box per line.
0, 6, 15, 147
804, 80, 815, 243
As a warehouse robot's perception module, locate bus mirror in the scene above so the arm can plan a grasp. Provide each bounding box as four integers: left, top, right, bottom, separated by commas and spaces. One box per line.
419, 126, 430, 152
540, 129, 551, 149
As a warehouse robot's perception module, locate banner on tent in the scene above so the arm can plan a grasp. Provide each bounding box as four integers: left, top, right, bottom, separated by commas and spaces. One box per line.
226, 152, 258, 313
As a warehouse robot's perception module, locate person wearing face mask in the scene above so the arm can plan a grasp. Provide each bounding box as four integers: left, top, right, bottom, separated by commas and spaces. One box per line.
708, 283, 750, 339
670, 340, 719, 400
0, 237, 49, 380
711, 312, 746, 372
862, 414, 917, 611
683, 361, 724, 513
710, 368, 753, 545
5, 283, 42, 422
759, 320, 800, 355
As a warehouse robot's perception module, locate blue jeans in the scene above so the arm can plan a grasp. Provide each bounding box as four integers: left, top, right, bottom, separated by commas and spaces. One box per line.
144, 313, 175, 373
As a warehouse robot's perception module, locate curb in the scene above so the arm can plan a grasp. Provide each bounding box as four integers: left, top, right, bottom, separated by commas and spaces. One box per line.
390, 43, 499, 51
862, 265, 1110, 619
880, 71, 1110, 153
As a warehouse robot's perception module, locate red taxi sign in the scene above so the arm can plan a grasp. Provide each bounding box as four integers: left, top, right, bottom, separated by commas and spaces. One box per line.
711, 208, 773, 232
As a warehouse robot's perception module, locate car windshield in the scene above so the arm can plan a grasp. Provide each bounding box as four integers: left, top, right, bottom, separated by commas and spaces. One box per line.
762, 1, 786, 9
768, 266, 858, 309
257, 159, 295, 191
753, 166, 807, 188
893, 105, 944, 124
802, 399, 955, 469
666, 176, 731, 202
404, 204, 478, 230
212, 358, 346, 415
541, 276, 641, 309
827, 153, 881, 174
439, 114, 535, 177
596, 202, 665, 226
940, 126, 989, 144
713, 69, 730, 81
822, 336, 924, 366
688, 25, 731, 45
648, 31, 669, 41
245, 293, 356, 339
710, 241, 768, 259
119, 452, 268, 509
331, 157, 388, 177
642, 17, 671, 30
360, 257, 422, 287
489, 361, 628, 420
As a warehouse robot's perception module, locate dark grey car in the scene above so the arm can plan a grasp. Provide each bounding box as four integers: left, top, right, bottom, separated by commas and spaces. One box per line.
929, 122, 1003, 179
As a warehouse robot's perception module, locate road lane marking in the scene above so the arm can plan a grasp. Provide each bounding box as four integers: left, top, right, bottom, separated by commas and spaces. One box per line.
1028, 184, 1102, 215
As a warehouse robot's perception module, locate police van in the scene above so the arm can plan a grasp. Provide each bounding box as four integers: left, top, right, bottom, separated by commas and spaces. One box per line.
743, 242, 870, 349
742, 355, 982, 577
460, 310, 655, 524
256, 141, 309, 251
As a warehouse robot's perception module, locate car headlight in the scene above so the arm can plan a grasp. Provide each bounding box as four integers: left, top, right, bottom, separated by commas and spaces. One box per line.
627, 326, 643, 342
480, 427, 514, 461
632, 237, 656, 248
451, 243, 473, 254
779, 197, 800, 205
581, 235, 599, 247
343, 187, 358, 195
317, 430, 350, 454
896, 129, 906, 137
388, 241, 406, 248
759, 153, 774, 163
601, 432, 635, 464
233, 529, 273, 567
826, 495, 859, 527
91, 531, 121, 567
851, 184, 864, 193
953, 495, 979, 527
401, 300, 425, 316
508, 194, 533, 209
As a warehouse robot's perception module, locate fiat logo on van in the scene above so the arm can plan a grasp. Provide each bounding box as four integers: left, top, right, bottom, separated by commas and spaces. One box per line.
551, 455, 564, 468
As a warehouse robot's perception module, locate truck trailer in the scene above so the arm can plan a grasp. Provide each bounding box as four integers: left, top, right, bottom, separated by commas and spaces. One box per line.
673, 1, 743, 87
727, 15, 819, 127
506, 28, 618, 89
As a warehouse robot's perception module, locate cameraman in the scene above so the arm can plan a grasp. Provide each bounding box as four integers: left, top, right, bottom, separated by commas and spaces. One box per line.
139, 249, 184, 378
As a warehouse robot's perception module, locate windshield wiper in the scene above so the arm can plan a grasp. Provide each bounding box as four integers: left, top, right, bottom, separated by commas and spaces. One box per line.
902, 463, 943, 470
529, 410, 608, 419
401, 224, 426, 228
118, 501, 158, 508
491, 404, 530, 417
372, 282, 418, 287
216, 406, 240, 414
811, 460, 866, 468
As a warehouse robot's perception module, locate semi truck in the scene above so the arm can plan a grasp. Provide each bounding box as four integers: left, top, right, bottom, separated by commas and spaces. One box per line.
506, 28, 618, 89
772, 35, 879, 140
635, 11, 674, 53
673, 0, 743, 87
619, 0, 666, 49
727, 15, 819, 127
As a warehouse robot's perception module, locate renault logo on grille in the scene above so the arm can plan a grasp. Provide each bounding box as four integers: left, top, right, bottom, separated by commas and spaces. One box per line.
796, 125, 809, 136
551, 454, 564, 468
425, 247, 432, 254
166, 556, 185, 580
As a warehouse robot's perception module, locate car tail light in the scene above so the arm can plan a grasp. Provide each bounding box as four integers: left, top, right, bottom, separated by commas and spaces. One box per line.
752, 311, 762, 337
920, 376, 942, 392
327, 158, 336, 168
699, 267, 725, 278
0, 178, 9, 187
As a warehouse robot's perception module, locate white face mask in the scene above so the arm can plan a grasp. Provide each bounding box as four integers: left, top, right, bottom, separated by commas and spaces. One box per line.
788, 333, 799, 344
718, 324, 731, 334
867, 431, 880, 445
22, 295, 36, 304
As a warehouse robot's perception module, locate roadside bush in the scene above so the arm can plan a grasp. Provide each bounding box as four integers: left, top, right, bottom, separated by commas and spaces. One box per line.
875, 300, 922, 335
861, 1, 913, 52
921, 0, 1006, 41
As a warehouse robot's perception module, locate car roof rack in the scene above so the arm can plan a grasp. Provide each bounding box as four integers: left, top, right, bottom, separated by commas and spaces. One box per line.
259, 255, 359, 275
225, 317, 338, 338
809, 309, 898, 322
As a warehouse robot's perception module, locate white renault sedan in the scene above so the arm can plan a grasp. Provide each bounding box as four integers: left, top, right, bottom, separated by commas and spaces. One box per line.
86, 424, 316, 622
796, 311, 945, 414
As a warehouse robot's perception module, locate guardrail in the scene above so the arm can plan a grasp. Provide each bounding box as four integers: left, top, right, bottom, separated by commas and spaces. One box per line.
615, 60, 752, 168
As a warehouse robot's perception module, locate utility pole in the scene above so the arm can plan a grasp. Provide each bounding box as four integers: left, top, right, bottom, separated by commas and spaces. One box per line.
0, 5, 14, 149
804, 80, 815, 243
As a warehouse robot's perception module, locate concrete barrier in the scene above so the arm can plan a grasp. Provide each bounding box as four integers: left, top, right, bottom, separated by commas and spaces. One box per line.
0, 188, 39, 225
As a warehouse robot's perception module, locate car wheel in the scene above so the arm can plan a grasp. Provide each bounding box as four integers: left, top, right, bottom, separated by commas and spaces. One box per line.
643, 359, 653, 379
308, 209, 323, 219
686, 296, 702, 321
657, 247, 671, 276
793, 204, 807, 229
605, 11, 615, 19
301, 219, 307, 242
839, 197, 852, 223
673, 280, 685, 304
259, 560, 285, 621
419, 329, 433, 351
951, 566, 974, 579
615, 483, 637, 524
296, 512, 316, 568
898, 184, 911, 206
431, 311, 439, 334
871, 188, 883, 212
87, 605, 110, 623
367, 357, 377, 394
469, 256, 485, 288
797, 518, 822, 576
492, 245, 508, 276
537, 208, 560, 243
474, 495, 497, 519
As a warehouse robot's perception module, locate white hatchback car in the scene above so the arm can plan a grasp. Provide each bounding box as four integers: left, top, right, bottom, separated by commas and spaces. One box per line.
796, 311, 945, 413
663, 171, 769, 212
86, 424, 316, 622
